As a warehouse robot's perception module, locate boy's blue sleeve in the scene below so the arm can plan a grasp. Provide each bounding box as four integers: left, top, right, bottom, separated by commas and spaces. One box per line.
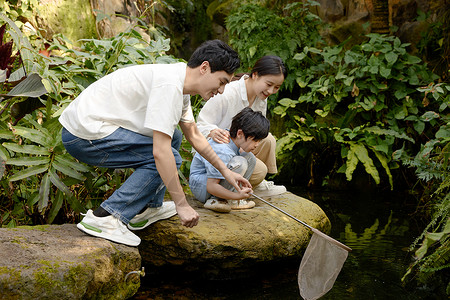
204, 144, 234, 180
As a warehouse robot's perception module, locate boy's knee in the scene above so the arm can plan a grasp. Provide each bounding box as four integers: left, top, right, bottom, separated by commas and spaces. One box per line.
227, 156, 248, 173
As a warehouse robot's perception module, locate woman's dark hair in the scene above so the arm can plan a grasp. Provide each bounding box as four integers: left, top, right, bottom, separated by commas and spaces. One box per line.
251, 55, 287, 79
229, 107, 270, 140
187, 40, 240, 75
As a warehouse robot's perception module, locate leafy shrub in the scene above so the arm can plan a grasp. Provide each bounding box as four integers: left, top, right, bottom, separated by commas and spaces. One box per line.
226, 1, 324, 100
0, 13, 179, 226
274, 33, 447, 189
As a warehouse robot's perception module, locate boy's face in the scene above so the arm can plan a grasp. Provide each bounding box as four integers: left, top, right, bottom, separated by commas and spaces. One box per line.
199, 62, 232, 100
235, 130, 260, 153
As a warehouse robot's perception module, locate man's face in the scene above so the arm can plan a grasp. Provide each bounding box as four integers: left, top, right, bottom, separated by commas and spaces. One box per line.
199, 62, 232, 100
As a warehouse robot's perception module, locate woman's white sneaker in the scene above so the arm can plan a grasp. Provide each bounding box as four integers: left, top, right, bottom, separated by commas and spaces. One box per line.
127, 201, 177, 230
253, 180, 287, 197
77, 210, 141, 246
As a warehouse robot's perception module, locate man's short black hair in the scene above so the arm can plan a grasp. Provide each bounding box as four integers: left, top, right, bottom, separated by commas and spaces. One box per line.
229, 107, 270, 141
187, 40, 240, 75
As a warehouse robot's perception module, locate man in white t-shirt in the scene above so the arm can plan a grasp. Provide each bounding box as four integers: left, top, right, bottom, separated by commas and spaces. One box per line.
59, 40, 252, 246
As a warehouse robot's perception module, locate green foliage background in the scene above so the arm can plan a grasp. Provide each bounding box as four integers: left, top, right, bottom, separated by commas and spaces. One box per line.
0, 0, 449, 294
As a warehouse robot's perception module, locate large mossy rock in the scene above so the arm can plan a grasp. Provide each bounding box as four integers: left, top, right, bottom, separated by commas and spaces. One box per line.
138, 192, 330, 276
34, 0, 97, 45
0, 224, 141, 299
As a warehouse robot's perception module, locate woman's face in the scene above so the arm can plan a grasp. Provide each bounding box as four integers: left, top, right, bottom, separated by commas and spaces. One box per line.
252, 73, 285, 99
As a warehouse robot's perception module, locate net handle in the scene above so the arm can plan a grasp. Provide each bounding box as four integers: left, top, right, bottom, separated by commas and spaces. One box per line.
251, 193, 352, 252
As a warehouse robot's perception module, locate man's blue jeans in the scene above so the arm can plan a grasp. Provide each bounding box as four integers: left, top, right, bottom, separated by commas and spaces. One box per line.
62, 127, 182, 224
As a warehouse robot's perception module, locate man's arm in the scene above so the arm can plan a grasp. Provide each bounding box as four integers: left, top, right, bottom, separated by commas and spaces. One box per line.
153, 130, 199, 228
179, 121, 252, 191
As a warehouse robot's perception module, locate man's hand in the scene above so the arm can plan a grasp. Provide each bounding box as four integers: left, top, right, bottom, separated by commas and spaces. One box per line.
209, 128, 230, 144
176, 203, 199, 228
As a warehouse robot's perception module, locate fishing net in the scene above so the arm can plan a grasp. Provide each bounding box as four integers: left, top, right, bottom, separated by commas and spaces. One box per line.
298, 231, 349, 300
251, 193, 351, 299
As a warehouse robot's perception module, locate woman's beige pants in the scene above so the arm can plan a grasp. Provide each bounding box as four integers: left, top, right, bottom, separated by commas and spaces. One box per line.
249, 132, 277, 187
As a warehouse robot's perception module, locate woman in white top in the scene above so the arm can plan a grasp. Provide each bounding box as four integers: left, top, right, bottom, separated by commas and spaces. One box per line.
197, 56, 287, 197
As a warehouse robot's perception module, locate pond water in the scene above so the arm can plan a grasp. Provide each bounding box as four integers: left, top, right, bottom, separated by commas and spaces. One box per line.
132, 188, 444, 299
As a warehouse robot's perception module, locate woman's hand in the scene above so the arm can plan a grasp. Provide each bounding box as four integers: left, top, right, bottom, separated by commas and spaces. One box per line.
209, 128, 230, 144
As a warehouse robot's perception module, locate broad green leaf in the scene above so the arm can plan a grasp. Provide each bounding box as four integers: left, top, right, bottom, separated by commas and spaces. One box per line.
278, 98, 298, 107
351, 143, 380, 184
0, 130, 14, 139
385, 52, 398, 64
27, 193, 40, 207
9, 165, 49, 181
379, 65, 391, 78
11, 126, 52, 147
54, 155, 91, 172
0, 144, 10, 161
394, 89, 407, 99
52, 159, 86, 181
293, 52, 306, 61
394, 106, 408, 120
345, 146, 358, 181
365, 126, 415, 143
420, 111, 440, 122
405, 54, 421, 64
0, 73, 48, 98
436, 126, 450, 139
38, 172, 51, 212
373, 150, 393, 190
47, 191, 64, 224
48, 168, 73, 197
414, 121, 425, 134
6, 156, 50, 166
2, 143, 50, 155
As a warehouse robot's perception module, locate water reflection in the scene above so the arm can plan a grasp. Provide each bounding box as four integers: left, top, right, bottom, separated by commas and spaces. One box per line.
132, 189, 442, 299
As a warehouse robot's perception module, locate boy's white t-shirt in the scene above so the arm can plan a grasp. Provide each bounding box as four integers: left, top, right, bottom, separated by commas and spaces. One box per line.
59, 62, 194, 139
196, 75, 267, 137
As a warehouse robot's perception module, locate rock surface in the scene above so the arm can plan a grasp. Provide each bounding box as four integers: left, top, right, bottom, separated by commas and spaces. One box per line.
138, 192, 331, 277
0, 224, 141, 300
0, 193, 331, 297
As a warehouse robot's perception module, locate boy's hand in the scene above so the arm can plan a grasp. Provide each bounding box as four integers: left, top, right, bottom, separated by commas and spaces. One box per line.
209, 128, 230, 144
176, 204, 199, 228
237, 187, 253, 199
222, 168, 252, 191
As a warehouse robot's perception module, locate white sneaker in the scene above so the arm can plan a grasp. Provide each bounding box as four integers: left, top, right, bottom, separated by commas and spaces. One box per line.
77, 210, 141, 246
127, 201, 177, 230
228, 199, 256, 210
203, 197, 231, 213
253, 180, 287, 197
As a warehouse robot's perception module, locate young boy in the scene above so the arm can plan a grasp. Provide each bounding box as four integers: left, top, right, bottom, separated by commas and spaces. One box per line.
59, 40, 251, 246
189, 107, 270, 213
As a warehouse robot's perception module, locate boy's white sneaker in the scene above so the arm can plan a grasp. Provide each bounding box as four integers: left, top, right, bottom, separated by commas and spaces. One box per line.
77, 210, 141, 247
228, 199, 256, 210
127, 201, 177, 231
253, 180, 287, 197
203, 197, 231, 213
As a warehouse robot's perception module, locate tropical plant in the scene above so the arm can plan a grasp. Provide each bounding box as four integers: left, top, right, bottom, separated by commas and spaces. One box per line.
399, 128, 450, 294
274, 33, 446, 189
226, 1, 324, 97
0, 12, 179, 227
